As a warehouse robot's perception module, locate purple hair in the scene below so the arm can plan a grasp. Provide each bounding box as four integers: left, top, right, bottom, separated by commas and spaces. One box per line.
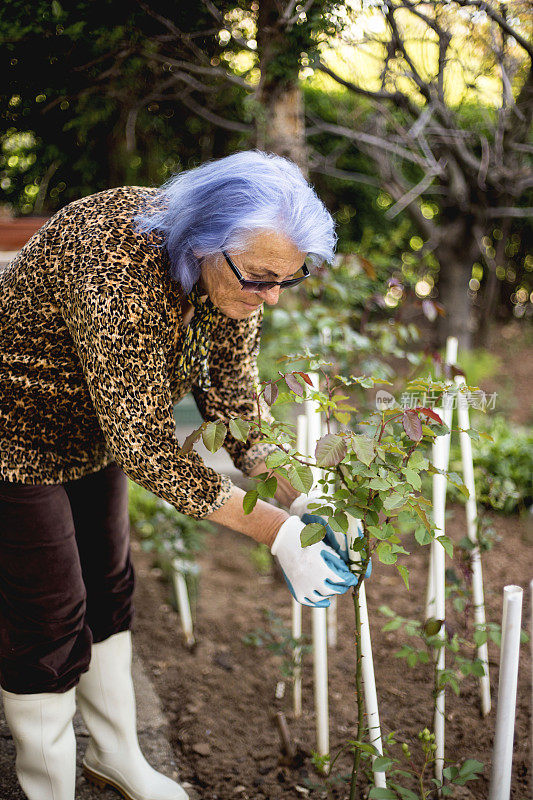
134, 150, 336, 293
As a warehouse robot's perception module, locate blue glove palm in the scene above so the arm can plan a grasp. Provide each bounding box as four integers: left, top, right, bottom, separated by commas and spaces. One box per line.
301, 513, 372, 579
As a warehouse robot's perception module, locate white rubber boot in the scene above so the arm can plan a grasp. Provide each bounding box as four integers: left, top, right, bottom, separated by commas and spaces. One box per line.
1, 687, 76, 800
77, 631, 188, 800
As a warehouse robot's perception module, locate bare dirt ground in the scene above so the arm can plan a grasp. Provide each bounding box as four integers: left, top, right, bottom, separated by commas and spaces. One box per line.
132, 323, 532, 799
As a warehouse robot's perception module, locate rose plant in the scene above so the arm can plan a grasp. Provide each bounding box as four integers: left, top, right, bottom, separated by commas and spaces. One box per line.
179, 366, 489, 798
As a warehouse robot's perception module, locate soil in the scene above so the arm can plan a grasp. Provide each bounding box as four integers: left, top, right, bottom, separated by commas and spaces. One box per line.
131, 325, 532, 800
132, 504, 531, 800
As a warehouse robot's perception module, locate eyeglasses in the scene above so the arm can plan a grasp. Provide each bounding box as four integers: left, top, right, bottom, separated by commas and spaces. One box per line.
222, 250, 310, 293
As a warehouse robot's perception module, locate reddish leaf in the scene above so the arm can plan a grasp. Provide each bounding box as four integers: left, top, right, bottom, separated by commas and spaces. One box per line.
451, 365, 466, 378
402, 411, 423, 441
263, 382, 279, 405
295, 371, 314, 387
179, 427, 203, 454
315, 433, 347, 467
285, 372, 304, 397
413, 407, 443, 425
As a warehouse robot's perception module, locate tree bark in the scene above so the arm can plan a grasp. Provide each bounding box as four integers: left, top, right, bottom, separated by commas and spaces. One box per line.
255, 0, 308, 175
435, 216, 477, 350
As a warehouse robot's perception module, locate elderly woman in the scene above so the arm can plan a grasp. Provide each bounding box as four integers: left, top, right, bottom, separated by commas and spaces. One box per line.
0, 150, 356, 800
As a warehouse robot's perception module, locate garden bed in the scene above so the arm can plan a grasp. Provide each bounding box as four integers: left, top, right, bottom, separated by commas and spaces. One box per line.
131, 504, 531, 800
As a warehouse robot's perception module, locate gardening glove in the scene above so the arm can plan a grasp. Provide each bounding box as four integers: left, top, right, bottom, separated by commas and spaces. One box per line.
290, 491, 372, 578
270, 516, 357, 608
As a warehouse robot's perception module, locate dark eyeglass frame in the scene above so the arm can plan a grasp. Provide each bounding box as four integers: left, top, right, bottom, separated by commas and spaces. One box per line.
222, 250, 310, 293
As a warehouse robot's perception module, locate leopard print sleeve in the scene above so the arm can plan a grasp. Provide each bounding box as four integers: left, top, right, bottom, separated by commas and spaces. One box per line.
58, 235, 232, 520
191, 307, 279, 476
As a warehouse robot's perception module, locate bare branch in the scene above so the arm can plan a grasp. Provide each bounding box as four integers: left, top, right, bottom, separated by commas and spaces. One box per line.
306, 114, 444, 172
385, 161, 446, 218
484, 206, 533, 218
202, 0, 257, 52
436, 0, 533, 61
179, 93, 252, 133
286, 0, 316, 28
316, 60, 417, 112
146, 53, 252, 90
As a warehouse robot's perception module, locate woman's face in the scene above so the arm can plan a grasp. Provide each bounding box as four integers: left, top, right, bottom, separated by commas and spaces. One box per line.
198, 230, 307, 320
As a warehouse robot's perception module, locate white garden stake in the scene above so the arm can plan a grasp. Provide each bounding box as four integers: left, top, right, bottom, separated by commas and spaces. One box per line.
488, 585, 523, 800
347, 515, 386, 789
305, 373, 329, 763
426, 336, 458, 619
171, 558, 195, 649
430, 387, 454, 786
455, 374, 491, 716
324, 417, 338, 649
292, 414, 307, 718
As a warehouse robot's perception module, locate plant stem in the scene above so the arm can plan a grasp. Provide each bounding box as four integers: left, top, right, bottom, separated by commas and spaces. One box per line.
349, 584, 364, 800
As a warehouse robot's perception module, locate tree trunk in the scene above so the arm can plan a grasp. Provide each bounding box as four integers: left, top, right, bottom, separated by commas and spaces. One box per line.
435, 216, 477, 351
256, 83, 308, 173
256, 0, 308, 175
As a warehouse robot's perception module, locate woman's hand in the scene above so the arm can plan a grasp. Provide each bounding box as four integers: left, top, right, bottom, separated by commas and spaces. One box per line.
270, 516, 356, 607
290, 491, 372, 578
204, 486, 289, 548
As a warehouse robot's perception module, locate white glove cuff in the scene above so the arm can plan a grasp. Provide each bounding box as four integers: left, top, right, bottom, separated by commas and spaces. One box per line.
271, 515, 300, 557
289, 488, 321, 518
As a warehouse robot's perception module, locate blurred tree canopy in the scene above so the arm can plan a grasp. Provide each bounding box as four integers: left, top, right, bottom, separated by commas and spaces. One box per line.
1, 0, 531, 344
0, 0, 249, 211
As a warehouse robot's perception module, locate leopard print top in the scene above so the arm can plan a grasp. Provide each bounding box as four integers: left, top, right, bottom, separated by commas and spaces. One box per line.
0, 186, 276, 518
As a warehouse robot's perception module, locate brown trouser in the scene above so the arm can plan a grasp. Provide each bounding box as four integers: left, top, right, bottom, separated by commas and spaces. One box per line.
0, 462, 134, 693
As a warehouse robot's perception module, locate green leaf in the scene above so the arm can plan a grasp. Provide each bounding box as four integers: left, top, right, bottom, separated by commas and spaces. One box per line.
329, 511, 349, 533
315, 433, 347, 467
377, 542, 397, 564
408, 450, 429, 471
243, 490, 258, 515
413, 503, 433, 532
257, 476, 277, 499
459, 759, 484, 777
443, 766, 459, 781
229, 418, 250, 443
300, 522, 326, 547
288, 463, 314, 494
351, 434, 376, 466
368, 524, 392, 540
397, 564, 409, 589
368, 477, 390, 491
202, 421, 227, 453
369, 788, 397, 799
372, 756, 395, 772
470, 659, 486, 677
265, 450, 287, 469
473, 629, 488, 646
424, 618, 444, 636
436, 535, 454, 558
414, 526, 432, 545
383, 493, 406, 511
404, 468, 421, 490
